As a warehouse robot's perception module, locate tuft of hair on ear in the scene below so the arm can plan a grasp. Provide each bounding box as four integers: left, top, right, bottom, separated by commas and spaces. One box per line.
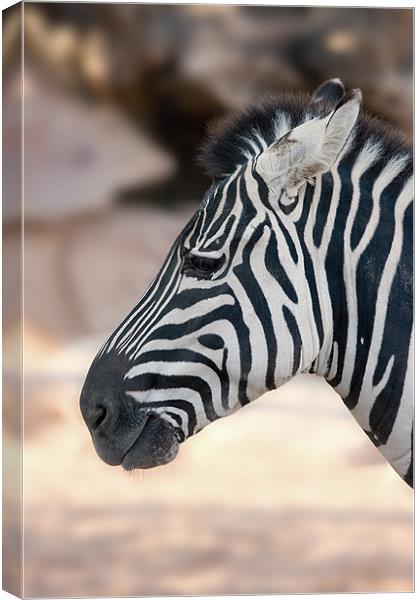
310, 78, 345, 116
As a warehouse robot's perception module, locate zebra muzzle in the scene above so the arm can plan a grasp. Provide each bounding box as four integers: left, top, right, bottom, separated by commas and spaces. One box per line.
80, 376, 179, 470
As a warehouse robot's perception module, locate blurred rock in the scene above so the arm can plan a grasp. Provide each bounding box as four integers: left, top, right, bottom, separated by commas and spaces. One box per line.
17, 205, 194, 341
181, 7, 304, 108
66, 206, 194, 334
3, 70, 176, 223
11, 4, 411, 211
283, 8, 413, 134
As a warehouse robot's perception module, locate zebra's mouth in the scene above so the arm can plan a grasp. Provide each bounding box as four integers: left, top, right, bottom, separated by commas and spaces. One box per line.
120, 413, 179, 471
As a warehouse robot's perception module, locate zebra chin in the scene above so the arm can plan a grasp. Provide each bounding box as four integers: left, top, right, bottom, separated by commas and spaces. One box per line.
119, 413, 179, 471
93, 412, 180, 471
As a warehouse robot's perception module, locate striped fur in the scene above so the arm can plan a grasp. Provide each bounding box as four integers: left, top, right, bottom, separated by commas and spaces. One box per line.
83, 81, 413, 485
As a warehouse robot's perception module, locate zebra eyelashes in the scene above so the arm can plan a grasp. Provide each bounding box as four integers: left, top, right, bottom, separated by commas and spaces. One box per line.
181, 251, 226, 279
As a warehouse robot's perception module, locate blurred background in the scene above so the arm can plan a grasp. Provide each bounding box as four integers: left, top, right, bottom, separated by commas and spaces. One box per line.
3, 3, 413, 596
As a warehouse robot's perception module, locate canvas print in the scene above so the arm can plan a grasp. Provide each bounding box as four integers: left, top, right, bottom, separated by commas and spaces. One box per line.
3, 3, 413, 597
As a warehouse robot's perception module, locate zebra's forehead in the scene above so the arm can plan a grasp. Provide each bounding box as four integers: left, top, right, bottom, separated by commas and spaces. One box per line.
193, 169, 247, 243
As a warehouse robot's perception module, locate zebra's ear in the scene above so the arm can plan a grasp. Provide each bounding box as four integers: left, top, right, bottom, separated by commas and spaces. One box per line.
312, 88, 362, 172
256, 89, 362, 195
310, 78, 345, 115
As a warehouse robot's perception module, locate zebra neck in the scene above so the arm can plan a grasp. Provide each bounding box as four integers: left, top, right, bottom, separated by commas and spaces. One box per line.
308, 147, 412, 462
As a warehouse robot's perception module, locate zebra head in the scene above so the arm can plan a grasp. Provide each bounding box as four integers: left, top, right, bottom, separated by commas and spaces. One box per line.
80, 79, 362, 471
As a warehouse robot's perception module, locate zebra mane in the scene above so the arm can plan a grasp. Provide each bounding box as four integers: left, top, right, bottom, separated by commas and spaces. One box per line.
198, 91, 412, 180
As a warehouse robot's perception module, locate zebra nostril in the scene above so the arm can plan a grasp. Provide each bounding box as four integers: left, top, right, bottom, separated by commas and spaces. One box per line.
91, 404, 108, 430
80, 388, 121, 436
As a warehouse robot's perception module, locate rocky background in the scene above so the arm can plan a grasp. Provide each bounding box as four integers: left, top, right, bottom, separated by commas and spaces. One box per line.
3, 4, 413, 596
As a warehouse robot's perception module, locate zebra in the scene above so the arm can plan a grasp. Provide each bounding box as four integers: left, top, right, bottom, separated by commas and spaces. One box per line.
80, 78, 413, 487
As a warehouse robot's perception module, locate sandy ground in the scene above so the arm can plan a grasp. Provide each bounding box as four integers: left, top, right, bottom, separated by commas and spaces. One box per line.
3, 206, 413, 597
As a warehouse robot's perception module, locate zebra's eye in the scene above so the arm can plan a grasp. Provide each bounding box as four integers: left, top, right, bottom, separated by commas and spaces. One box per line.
182, 253, 225, 278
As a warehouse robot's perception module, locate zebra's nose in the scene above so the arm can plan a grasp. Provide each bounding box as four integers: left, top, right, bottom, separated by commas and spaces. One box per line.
86, 400, 108, 431
80, 393, 117, 434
